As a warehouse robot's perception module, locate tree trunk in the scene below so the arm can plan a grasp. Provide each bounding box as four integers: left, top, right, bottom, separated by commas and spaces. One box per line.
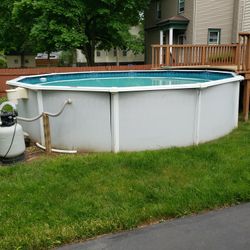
116, 47, 120, 66
47, 52, 51, 67
87, 45, 95, 66
20, 53, 25, 68
83, 42, 95, 66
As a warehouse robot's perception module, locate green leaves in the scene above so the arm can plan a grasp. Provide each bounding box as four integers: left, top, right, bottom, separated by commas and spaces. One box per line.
0, 0, 150, 65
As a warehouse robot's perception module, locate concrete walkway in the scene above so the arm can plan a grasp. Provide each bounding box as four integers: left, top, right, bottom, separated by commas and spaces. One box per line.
57, 203, 250, 250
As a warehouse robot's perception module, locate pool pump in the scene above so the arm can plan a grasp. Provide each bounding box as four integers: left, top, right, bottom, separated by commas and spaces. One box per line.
0, 102, 25, 164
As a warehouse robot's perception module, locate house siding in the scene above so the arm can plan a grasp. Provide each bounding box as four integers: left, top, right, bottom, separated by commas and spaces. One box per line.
182, 0, 194, 44
6, 55, 36, 68
161, 0, 178, 19
144, 0, 250, 63
145, 29, 161, 63
77, 49, 144, 65
195, 0, 235, 44
242, 0, 250, 32
232, 0, 242, 43
144, 0, 158, 29
77, 26, 144, 65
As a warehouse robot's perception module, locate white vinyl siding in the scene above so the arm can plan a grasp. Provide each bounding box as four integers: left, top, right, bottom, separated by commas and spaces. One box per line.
242, 0, 250, 32
195, 0, 235, 44
183, 0, 194, 44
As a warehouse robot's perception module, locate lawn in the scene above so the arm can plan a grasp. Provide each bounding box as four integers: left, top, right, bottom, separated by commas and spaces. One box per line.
0, 101, 250, 249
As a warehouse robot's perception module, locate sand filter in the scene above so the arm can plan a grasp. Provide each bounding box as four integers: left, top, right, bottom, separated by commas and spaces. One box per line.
0, 102, 25, 164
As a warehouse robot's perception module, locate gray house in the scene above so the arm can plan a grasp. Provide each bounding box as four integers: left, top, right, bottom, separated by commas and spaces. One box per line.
145, 0, 250, 63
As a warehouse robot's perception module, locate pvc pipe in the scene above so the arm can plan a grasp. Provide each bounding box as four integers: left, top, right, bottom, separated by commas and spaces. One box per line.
17, 99, 72, 122
35, 142, 77, 154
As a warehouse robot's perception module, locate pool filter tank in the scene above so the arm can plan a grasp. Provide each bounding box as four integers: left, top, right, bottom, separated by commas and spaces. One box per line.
0, 102, 25, 164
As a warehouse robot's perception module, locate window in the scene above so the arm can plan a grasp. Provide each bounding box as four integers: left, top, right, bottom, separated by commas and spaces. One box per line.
25, 59, 29, 64
96, 50, 101, 57
208, 29, 221, 44
14, 59, 18, 64
178, 0, 185, 13
122, 50, 127, 56
156, 1, 161, 19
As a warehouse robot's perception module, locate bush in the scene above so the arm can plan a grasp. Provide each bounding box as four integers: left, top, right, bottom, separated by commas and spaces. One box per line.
59, 50, 76, 66
0, 56, 7, 68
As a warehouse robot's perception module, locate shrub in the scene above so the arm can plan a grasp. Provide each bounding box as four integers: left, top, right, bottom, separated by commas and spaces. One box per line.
0, 56, 7, 68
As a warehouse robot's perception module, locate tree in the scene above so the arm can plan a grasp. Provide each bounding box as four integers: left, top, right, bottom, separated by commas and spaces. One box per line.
12, 0, 83, 65
0, 51, 7, 68
59, 50, 76, 66
0, 0, 34, 67
12, 0, 150, 66
113, 24, 145, 66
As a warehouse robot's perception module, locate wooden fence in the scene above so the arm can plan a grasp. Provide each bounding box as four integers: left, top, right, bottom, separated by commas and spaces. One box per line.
0, 64, 152, 97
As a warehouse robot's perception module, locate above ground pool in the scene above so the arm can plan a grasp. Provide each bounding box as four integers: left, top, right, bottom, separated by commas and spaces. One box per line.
7, 70, 244, 152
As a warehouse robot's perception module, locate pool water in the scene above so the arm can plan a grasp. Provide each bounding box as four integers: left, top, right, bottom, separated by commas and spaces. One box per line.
41, 77, 209, 87
19, 71, 233, 88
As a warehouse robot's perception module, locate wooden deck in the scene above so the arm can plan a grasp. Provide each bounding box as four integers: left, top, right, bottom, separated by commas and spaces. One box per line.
151, 33, 250, 121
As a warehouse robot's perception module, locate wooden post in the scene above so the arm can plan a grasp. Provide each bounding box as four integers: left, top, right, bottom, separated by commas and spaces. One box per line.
156, 47, 159, 68
151, 46, 155, 69
184, 46, 188, 65
43, 113, 52, 153
239, 33, 250, 121
243, 77, 250, 121
236, 43, 240, 70
246, 36, 250, 71
201, 46, 206, 65
166, 46, 170, 66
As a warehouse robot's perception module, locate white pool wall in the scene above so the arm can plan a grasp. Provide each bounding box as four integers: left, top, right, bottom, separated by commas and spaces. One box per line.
7, 70, 243, 152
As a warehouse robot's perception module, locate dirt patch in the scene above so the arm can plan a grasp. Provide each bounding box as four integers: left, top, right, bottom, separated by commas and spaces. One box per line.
25, 145, 46, 162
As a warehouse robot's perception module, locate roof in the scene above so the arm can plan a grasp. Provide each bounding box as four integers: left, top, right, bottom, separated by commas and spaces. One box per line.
157, 15, 189, 25
145, 15, 189, 31
156, 15, 189, 31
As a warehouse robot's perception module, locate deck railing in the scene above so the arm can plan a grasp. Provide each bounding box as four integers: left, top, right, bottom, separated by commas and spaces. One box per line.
151, 44, 239, 69
238, 33, 250, 121
238, 33, 250, 73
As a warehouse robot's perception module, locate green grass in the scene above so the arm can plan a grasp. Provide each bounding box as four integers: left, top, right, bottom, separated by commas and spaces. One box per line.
0, 121, 250, 249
